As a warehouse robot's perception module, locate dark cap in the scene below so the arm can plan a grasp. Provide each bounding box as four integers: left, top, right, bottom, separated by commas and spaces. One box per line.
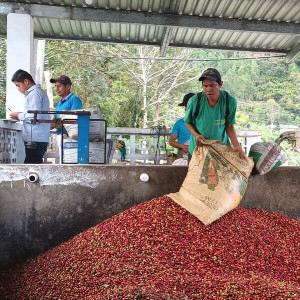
50, 75, 72, 85
199, 68, 221, 82
178, 93, 195, 107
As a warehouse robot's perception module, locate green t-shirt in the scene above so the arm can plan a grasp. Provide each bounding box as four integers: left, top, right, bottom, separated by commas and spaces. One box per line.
184, 90, 237, 154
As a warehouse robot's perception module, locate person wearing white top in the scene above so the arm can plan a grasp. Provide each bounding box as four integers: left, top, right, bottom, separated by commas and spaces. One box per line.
10, 69, 51, 163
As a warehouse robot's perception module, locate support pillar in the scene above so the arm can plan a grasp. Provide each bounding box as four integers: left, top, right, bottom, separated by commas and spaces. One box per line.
33, 39, 45, 86
6, 13, 34, 117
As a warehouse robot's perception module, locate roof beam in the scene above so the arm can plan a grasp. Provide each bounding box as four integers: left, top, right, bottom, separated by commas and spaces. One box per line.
0, 2, 299, 35
160, 27, 174, 57
8, 32, 285, 55
286, 42, 300, 64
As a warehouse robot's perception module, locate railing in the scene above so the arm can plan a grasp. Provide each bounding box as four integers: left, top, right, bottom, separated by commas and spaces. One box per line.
0, 120, 262, 165
107, 126, 170, 165
106, 127, 262, 165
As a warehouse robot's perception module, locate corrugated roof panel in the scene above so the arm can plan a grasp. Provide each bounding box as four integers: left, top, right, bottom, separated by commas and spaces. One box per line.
226, 0, 250, 19
254, 33, 273, 49
80, 20, 89, 37
78, 20, 88, 37
261, 1, 292, 22
141, 25, 150, 42
226, 31, 242, 48
126, 23, 133, 40
1, 0, 299, 23
234, 31, 249, 47
53, 19, 65, 37
219, 0, 242, 18
184, 28, 197, 45
201, 29, 214, 46
67, 20, 78, 37
90, 22, 100, 40
269, 35, 287, 50
242, 32, 260, 50
169, 26, 294, 53
269, 0, 298, 22
179, 28, 193, 46
89, 20, 98, 37
34, 18, 51, 36
267, 34, 293, 51
139, 24, 152, 42
62, 20, 73, 36
281, 35, 300, 51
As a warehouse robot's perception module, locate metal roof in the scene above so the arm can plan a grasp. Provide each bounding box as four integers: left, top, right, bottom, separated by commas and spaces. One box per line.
0, 0, 300, 63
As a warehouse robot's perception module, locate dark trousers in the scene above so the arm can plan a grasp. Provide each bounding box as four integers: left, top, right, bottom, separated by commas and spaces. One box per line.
24, 142, 48, 164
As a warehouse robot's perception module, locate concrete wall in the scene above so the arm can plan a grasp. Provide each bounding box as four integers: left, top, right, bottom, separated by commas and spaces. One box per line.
0, 165, 299, 270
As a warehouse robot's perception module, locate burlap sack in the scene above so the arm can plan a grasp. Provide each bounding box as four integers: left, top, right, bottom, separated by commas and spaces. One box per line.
249, 142, 288, 175
168, 140, 254, 225
61, 106, 105, 141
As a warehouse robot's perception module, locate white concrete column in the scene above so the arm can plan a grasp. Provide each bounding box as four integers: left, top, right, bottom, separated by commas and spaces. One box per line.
6, 13, 34, 117
44, 70, 54, 108
33, 39, 45, 86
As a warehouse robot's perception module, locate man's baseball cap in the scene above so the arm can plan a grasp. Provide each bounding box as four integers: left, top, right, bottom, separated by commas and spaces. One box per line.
178, 93, 195, 107
50, 75, 72, 85
199, 68, 221, 82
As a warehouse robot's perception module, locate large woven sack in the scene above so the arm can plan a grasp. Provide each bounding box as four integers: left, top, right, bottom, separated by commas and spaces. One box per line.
61, 106, 105, 141
62, 138, 117, 164
248, 142, 288, 175
168, 140, 254, 225
275, 131, 300, 153
172, 158, 188, 165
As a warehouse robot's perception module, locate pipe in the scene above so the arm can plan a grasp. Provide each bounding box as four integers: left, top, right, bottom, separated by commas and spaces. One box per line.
28, 172, 39, 183
140, 173, 149, 182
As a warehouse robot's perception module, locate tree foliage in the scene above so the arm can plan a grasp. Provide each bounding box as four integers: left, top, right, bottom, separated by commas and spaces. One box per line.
102, 45, 201, 128
0, 37, 6, 118
0, 38, 299, 164
42, 41, 300, 130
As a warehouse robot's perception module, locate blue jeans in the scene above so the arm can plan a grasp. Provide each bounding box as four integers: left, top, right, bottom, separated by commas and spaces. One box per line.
24, 142, 48, 164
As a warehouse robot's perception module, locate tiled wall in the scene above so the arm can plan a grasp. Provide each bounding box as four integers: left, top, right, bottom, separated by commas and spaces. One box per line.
0, 129, 18, 163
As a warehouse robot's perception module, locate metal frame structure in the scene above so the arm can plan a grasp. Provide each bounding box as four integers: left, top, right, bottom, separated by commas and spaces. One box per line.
61, 118, 108, 165
0, 0, 299, 62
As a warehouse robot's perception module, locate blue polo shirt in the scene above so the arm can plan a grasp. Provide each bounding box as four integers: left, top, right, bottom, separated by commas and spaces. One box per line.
54, 92, 83, 134
171, 118, 191, 144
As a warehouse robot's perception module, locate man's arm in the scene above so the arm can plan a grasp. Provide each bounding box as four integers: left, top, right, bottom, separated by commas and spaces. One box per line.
169, 133, 189, 153
9, 112, 21, 120
226, 123, 245, 158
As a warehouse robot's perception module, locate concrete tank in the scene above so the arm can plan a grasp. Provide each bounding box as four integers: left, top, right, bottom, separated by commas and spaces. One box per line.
0, 165, 299, 270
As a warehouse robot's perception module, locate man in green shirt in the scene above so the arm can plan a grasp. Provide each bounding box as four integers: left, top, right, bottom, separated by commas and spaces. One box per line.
184, 68, 245, 160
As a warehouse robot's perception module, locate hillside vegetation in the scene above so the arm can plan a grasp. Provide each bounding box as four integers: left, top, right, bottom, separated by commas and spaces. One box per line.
0, 38, 299, 164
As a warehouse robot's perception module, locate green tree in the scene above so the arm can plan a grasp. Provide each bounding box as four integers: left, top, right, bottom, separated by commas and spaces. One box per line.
0, 36, 6, 118
45, 41, 112, 107
265, 99, 281, 134
103, 45, 201, 128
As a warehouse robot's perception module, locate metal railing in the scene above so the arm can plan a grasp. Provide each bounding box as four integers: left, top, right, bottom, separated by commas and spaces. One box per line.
106, 127, 262, 165
0, 120, 262, 165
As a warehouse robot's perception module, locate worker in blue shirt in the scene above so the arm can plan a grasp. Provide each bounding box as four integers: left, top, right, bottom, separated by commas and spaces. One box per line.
50, 75, 83, 134
169, 93, 195, 158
